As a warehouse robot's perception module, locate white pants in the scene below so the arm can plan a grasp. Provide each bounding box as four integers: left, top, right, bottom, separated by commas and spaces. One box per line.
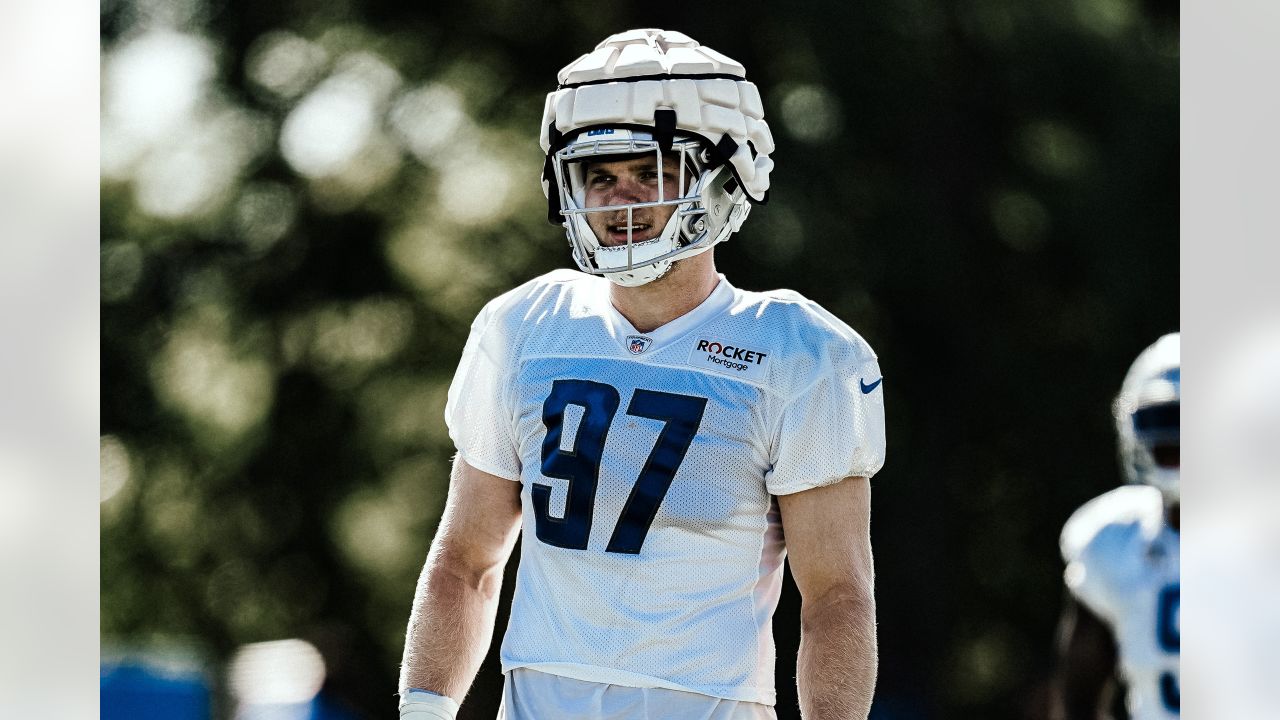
498, 668, 778, 720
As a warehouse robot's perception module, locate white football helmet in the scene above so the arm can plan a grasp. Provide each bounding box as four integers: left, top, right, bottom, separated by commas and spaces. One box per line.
1114, 332, 1180, 506
539, 29, 776, 286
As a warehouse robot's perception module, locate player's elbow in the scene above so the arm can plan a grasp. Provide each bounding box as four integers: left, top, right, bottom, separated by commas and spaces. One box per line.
426, 541, 507, 601
800, 579, 876, 630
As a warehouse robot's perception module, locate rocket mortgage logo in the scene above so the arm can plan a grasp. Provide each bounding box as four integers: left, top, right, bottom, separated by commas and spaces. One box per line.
687, 338, 771, 381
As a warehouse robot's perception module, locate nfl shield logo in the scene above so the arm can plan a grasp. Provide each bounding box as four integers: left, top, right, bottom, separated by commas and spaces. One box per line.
627, 335, 653, 355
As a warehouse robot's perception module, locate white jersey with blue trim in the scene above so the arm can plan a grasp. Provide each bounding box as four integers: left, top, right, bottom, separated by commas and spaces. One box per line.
445, 269, 886, 706
1061, 485, 1180, 719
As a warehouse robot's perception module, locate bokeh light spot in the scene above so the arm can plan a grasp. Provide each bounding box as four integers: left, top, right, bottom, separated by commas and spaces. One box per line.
385, 222, 489, 311
991, 189, 1050, 251
280, 51, 402, 181
950, 626, 1018, 703
436, 154, 516, 226
391, 83, 473, 165
332, 488, 420, 577
232, 182, 298, 252
281, 79, 379, 178
151, 314, 276, 445
779, 84, 844, 144
134, 107, 273, 220
100, 435, 133, 503
101, 241, 145, 303
1073, 0, 1137, 38
228, 639, 325, 706
246, 31, 330, 102
1019, 120, 1094, 179
103, 31, 216, 144
315, 298, 414, 365
358, 377, 451, 457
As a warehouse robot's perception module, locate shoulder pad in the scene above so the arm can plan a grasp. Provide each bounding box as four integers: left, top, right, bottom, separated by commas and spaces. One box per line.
1060, 485, 1163, 564
747, 288, 876, 362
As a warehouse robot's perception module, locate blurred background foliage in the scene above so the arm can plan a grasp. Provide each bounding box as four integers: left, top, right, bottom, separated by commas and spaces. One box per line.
100, 0, 1178, 717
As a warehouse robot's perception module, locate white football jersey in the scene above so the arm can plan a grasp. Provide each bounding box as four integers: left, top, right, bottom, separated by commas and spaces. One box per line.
445, 269, 886, 705
1061, 485, 1180, 719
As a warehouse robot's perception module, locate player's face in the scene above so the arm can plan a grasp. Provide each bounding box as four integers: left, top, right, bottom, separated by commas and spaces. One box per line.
583, 155, 684, 247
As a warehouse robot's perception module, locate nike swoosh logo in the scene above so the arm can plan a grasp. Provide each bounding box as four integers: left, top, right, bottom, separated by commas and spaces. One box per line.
860, 377, 883, 394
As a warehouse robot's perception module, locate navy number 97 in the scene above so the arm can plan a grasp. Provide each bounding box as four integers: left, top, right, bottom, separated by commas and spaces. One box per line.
533, 379, 707, 554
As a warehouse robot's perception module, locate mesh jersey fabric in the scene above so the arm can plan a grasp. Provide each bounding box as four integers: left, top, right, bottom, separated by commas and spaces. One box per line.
1060, 485, 1180, 720
498, 668, 777, 720
444, 269, 886, 704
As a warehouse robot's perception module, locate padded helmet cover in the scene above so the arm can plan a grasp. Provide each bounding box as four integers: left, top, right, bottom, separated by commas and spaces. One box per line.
538, 29, 775, 286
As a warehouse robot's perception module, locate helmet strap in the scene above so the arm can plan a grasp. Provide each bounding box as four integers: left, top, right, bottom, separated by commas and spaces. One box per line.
653, 109, 676, 154
543, 122, 565, 224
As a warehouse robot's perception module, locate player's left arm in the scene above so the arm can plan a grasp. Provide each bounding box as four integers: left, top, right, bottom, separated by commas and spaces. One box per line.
779, 475, 877, 720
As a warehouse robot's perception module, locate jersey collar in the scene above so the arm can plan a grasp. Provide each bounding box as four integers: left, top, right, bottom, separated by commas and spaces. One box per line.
600, 274, 735, 356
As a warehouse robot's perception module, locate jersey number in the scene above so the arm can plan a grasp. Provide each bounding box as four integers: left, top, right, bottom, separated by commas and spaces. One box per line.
1156, 583, 1180, 712
533, 379, 707, 554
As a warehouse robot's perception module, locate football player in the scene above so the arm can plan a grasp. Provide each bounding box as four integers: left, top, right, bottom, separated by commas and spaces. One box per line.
398, 29, 886, 720
1053, 333, 1180, 719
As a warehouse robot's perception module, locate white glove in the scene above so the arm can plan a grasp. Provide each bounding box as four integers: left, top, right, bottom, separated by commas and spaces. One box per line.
399, 688, 460, 720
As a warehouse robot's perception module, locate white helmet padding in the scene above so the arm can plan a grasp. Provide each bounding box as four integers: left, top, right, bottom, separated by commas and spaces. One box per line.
539, 29, 774, 286
1114, 332, 1180, 506
541, 77, 775, 205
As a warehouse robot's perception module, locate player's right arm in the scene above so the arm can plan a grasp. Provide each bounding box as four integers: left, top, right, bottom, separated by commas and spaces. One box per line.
398, 456, 522, 706
1052, 592, 1119, 720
